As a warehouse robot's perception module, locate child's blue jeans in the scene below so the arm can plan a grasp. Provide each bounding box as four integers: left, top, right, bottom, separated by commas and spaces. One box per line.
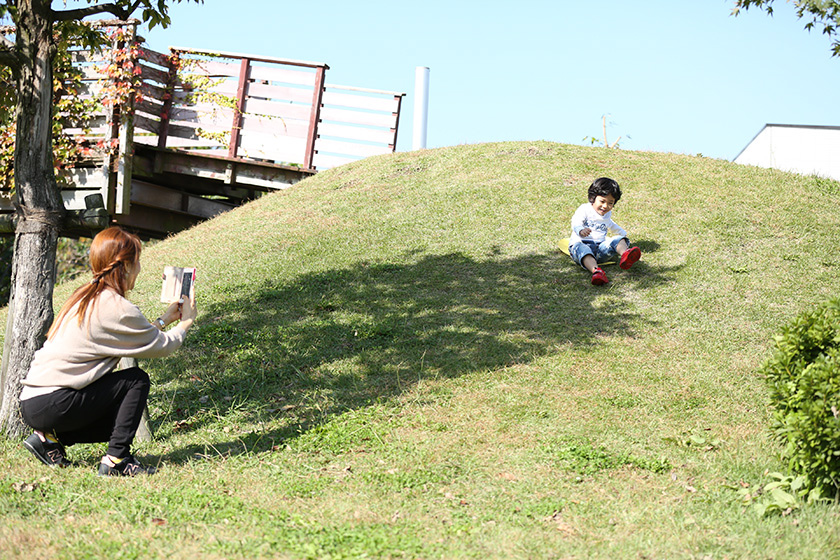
569, 237, 628, 269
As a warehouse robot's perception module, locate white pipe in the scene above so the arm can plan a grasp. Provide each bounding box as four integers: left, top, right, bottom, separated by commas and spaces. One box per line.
412, 66, 430, 150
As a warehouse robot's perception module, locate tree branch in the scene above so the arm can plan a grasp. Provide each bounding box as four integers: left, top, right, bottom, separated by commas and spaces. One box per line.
0, 32, 14, 50
0, 41, 22, 71
52, 0, 143, 23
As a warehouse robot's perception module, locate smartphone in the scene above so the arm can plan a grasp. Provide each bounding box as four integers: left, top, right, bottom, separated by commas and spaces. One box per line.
160, 266, 196, 303
180, 271, 193, 299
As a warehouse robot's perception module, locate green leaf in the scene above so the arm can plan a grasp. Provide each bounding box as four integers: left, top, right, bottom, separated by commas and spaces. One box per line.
769, 487, 797, 509
689, 434, 706, 446
789, 476, 807, 492
754, 502, 768, 517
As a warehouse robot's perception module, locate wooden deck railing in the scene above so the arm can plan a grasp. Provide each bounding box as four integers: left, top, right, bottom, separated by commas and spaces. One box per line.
1, 22, 405, 237
131, 46, 405, 171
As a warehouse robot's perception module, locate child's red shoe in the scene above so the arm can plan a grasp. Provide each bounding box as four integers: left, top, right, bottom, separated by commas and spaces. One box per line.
619, 246, 641, 270
591, 267, 609, 286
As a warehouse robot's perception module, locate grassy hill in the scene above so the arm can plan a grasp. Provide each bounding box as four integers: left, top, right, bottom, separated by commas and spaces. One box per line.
1, 141, 839, 559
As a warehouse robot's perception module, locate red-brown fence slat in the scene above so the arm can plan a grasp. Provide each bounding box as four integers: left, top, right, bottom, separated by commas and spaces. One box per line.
134, 113, 161, 136
139, 81, 167, 103
137, 46, 172, 69
138, 63, 170, 86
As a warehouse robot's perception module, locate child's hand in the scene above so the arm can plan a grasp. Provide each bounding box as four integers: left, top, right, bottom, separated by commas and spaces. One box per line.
579, 227, 591, 238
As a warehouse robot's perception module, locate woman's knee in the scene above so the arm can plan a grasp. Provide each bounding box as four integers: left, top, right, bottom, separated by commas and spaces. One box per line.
114, 366, 150, 388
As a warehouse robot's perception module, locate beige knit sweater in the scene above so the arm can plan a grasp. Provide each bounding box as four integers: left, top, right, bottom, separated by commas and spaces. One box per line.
20, 288, 187, 400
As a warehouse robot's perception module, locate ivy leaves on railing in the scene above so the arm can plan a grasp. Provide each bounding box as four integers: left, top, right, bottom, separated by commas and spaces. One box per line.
0, 23, 104, 192
176, 54, 237, 149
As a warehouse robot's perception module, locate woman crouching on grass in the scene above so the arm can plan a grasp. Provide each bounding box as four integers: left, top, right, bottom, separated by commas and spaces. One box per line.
18, 226, 197, 476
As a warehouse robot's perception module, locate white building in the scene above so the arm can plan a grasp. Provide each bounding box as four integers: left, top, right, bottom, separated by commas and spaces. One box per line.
733, 124, 840, 181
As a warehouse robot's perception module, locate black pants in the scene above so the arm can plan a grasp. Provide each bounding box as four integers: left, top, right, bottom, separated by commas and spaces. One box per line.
20, 367, 150, 458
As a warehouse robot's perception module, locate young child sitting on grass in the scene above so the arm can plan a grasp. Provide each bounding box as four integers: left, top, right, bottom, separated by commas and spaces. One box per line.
569, 177, 641, 286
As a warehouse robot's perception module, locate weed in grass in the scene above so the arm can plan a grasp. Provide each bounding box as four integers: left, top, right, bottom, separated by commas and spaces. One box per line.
550, 440, 671, 475
665, 430, 724, 451
809, 174, 840, 197
291, 407, 386, 455
361, 463, 463, 492
602, 392, 642, 409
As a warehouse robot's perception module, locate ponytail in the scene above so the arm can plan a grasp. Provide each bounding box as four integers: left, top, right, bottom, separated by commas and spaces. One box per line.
47, 227, 142, 339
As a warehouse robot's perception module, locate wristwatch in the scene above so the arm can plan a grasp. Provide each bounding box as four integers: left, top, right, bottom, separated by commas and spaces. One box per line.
155, 318, 166, 330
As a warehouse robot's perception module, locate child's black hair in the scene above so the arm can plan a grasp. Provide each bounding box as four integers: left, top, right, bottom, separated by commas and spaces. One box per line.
587, 177, 622, 203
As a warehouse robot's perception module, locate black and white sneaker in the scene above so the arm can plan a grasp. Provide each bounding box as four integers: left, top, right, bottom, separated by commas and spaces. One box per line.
23, 433, 72, 468
97, 455, 157, 477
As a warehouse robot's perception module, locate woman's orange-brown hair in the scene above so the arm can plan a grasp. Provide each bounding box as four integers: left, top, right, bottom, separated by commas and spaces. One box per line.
47, 226, 142, 339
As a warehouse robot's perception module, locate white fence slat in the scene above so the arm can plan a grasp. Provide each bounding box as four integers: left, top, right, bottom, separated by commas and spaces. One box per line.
172, 105, 235, 128
142, 136, 224, 149
70, 50, 106, 63
174, 79, 239, 99
62, 169, 108, 191
239, 113, 309, 138
168, 118, 232, 138
62, 188, 108, 210
319, 106, 396, 128
316, 122, 395, 145
312, 153, 356, 170
62, 124, 109, 136
77, 81, 105, 97
238, 131, 306, 163
315, 138, 392, 158
183, 59, 241, 78
241, 99, 312, 122
78, 66, 106, 80
245, 82, 313, 104
322, 90, 400, 113
247, 64, 317, 87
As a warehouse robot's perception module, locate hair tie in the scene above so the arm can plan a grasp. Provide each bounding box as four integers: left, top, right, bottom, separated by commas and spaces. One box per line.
90, 277, 100, 285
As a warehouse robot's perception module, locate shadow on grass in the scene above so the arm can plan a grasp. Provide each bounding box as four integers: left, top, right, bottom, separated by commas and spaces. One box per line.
150, 247, 678, 462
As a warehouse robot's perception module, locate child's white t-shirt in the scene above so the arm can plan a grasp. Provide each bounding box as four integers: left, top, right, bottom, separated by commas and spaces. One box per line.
569, 202, 627, 245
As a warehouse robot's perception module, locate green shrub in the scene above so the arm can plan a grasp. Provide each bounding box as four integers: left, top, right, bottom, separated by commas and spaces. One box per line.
759, 298, 840, 501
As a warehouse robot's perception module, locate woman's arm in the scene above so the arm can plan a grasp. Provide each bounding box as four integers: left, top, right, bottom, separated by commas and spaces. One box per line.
90, 292, 188, 359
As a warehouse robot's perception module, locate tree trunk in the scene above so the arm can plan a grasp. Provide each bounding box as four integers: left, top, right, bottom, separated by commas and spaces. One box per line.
0, 0, 64, 438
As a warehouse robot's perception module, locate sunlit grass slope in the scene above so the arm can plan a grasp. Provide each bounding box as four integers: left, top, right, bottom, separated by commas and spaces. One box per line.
1, 141, 839, 559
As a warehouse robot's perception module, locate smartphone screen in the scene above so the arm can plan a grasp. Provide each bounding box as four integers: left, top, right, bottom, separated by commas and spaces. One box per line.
180, 271, 193, 299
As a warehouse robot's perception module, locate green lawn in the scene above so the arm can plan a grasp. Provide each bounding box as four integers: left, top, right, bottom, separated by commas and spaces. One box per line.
1, 141, 838, 559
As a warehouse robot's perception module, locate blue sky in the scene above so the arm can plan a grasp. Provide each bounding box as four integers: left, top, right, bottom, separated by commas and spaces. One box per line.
130, 0, 840, 161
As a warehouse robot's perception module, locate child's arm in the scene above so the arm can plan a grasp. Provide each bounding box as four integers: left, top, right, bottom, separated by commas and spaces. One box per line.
571, 206, 591, 238
607, 218, 627, 239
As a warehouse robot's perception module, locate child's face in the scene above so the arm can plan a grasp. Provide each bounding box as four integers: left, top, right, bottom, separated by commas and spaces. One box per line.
590, 194, 616, 216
